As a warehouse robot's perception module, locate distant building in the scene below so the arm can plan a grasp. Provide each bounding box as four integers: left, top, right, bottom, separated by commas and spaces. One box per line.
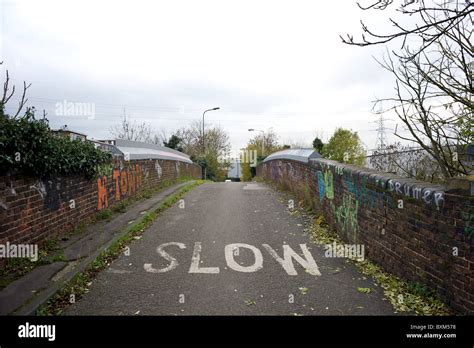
52, 130, 195, 162
112, 139, 193, 163
52, 126, 87, 142
465, 144, 474, 174
227, 158, 242, 181
98, 139, 116, 146
52, 128, 118, 155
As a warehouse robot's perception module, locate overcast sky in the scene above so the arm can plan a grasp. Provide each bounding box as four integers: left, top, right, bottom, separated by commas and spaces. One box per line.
1, 0, 414, 156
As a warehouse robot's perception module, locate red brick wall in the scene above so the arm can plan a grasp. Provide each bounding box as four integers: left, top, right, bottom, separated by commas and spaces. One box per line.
257, 158, 474, 314
0, 159, 200, 247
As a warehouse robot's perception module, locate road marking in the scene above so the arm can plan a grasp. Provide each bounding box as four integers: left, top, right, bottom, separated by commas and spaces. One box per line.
189, 242, 220, 274
144, 242, 321, 275
144, 242, 186, 273
262, 244, 321, 276
225, 243, 263, 273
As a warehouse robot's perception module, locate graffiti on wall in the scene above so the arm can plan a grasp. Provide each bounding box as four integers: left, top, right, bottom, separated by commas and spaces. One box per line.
28, 177, 77, 210
155, 161, 162, 179
324, 170, 334, 200
175, 162, 180, 176
98, 163, 144, 210
461, 206, 474, 238
269, 161, 283, 182
341, 175, 395, 210
386, 179, 444, 209
287, 162, 300, 181
97, 175, 108, 210
42, 178, 63, 210
319, 161, 445, 210
30, 181, 47, 198
331, 194, 359, 243
1, 160, 200, 247
0, 176, 82, 232
316, 170, 334, 201
316, 171, 325, 201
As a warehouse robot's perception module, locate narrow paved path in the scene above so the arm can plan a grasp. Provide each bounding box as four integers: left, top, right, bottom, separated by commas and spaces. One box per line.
66, 182, 395, 315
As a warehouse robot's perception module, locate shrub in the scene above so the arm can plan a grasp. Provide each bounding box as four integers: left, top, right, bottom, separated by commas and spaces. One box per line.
0, 109, 111, 178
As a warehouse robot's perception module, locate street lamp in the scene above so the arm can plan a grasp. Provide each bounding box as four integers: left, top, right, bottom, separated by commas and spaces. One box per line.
202, 107, 220, 179
248, 128, 265, 155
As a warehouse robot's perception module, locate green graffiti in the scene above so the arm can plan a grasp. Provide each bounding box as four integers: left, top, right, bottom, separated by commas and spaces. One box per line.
461, 207, 474, 238
332, 194, 359, 242
324, 170, 334, 200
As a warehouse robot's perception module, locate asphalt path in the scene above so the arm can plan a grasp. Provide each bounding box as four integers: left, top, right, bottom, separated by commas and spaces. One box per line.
65, 182, 395, 315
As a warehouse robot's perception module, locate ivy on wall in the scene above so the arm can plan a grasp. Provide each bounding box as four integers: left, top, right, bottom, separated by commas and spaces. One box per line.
0, 109, 111, 178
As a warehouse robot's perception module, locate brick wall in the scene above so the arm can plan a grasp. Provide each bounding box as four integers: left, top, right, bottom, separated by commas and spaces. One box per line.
257, 158, 474, 314
0, 159, 200, 247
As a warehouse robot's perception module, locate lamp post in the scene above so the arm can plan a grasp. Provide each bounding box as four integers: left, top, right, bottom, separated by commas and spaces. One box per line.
202, 107, 220, 179
248, 128, 265, 156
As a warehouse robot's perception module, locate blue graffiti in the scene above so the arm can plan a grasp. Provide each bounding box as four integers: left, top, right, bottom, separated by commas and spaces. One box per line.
316, 171, 325, 201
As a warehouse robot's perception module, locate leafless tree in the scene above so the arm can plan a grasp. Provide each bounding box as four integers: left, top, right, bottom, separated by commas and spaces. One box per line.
110, 116, 156, 143
0, 62, 31, 119
342, 0, 473, 179
341, 0, 473, 60
367, 142, 444, 182
174, 121, 231, 160
153, 128, 169, 146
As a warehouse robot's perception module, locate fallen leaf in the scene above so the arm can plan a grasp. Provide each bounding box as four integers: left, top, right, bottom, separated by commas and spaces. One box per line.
357, 287, 372, 294
299, 287, 309, 295
244, 299, 256, 306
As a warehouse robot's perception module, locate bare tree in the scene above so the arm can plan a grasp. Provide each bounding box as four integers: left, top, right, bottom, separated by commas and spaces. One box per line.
340, 0, 473, 60
174, 121, 230, 160
170, 121, 230, 180
0, 61, 31, 119
153, 128, 169, 146
367, 142, 443, 183
110, 116, 156, 143
343, 0, 473, 179
174, 121, 202, 158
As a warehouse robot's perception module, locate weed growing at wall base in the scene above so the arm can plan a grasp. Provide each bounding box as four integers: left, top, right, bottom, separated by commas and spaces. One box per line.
0, 242, 38, 262
0, 238, 63, 290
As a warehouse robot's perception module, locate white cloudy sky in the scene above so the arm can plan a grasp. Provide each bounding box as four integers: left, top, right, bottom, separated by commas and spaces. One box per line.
0, 0, 415, 156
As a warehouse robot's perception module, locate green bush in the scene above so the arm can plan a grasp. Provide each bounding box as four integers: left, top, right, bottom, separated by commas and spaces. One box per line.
321, 128, 366, 166
0, 109, 111, 178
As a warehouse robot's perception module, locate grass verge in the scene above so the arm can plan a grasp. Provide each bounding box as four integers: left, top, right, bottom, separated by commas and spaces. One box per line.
35, 180, 206, 315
